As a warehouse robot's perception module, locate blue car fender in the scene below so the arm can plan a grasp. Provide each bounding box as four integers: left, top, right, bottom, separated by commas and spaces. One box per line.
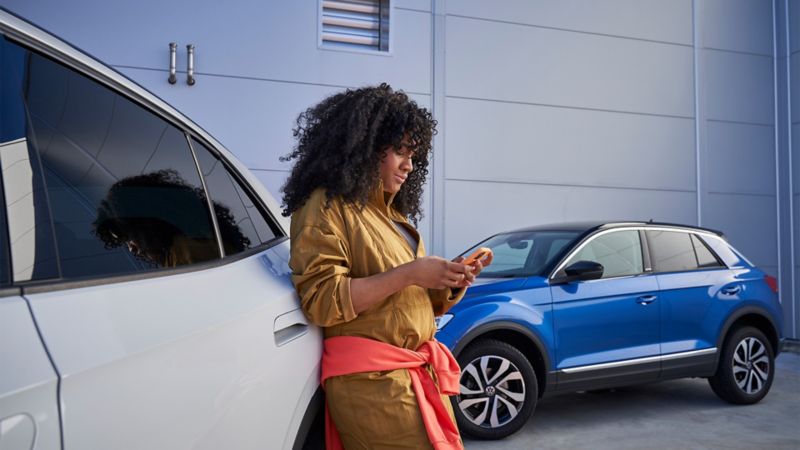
436, 299, 555, 377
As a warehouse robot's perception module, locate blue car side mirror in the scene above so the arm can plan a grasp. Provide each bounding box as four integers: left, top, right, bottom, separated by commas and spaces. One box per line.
552, 260, 604, 284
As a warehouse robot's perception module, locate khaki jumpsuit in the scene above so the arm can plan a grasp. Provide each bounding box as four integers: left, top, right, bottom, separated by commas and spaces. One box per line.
289, 183, 466, 449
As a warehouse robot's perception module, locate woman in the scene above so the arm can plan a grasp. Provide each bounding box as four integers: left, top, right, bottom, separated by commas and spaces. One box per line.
281, 84, 488, 450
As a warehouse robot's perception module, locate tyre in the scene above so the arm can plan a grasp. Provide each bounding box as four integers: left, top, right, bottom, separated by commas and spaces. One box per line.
451, 339, 537, 440
708, 326, 775, 405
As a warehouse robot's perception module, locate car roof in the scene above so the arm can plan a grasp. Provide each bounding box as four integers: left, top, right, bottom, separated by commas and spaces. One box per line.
502, 221, 727, 240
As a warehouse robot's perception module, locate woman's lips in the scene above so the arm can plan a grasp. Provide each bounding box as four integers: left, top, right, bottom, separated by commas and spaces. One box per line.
394, 174, 406, 183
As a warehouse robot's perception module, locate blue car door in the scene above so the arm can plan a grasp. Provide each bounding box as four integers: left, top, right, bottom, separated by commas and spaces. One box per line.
551, 229, 661, 391
646, 230, 742, 378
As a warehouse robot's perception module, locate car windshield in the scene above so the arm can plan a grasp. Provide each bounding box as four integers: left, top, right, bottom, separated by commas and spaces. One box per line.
462, 231, 581, 278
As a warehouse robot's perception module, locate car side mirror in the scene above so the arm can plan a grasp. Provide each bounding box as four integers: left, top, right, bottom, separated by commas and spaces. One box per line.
551, 260, 604, 284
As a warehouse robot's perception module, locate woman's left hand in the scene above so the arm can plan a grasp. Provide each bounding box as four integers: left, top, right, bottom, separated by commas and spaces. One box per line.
451, 254, 492, 287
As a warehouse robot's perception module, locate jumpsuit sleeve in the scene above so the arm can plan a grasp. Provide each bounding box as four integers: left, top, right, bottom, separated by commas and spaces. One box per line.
290, 225, 356, 327
428, 286, 467, 317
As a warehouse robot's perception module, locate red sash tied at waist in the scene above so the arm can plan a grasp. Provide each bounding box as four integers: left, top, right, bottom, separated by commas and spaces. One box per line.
321, 336, 463, 450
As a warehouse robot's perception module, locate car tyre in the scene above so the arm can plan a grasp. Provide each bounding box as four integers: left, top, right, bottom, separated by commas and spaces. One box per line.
708, 326, 774, 405
451, 339, 537, 440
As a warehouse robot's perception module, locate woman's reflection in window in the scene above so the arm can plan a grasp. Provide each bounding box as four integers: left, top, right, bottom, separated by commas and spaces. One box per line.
92, 169, 250, 268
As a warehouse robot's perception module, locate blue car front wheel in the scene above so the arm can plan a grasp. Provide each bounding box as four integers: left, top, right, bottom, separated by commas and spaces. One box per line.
451, 339, 538, 440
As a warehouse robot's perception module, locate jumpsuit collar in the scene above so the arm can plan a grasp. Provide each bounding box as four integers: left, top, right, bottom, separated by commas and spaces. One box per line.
370, 179, 400, 219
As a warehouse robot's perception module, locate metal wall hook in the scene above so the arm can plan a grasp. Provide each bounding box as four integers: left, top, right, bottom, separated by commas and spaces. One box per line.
186, 45, 195, 86
168, 43, 177, 84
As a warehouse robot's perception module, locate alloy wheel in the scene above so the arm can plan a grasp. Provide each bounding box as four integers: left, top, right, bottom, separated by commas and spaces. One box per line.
457, 355, 526, 428
732, 337, 770, 395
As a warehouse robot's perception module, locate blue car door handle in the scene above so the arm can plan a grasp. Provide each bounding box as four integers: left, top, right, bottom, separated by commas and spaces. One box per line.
636, 295, 657, 305
721, 286, 740, 295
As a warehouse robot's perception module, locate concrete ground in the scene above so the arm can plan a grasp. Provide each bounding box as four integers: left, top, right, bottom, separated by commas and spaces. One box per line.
464, 352, 800, 450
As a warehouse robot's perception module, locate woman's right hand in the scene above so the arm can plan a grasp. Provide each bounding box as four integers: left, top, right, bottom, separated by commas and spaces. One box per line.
405, 256, 474, 289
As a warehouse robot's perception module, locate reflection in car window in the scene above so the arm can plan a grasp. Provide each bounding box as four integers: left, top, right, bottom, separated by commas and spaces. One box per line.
191, 138, 277, 254
697, 234, 746, 267
93, 169, 221, 269
647, 230, 698, 273
0, 36, 60, 282
463, 231, 579, 278
692, 234, 723, 269
1, 37, 226, 280
565, 230, 643, 278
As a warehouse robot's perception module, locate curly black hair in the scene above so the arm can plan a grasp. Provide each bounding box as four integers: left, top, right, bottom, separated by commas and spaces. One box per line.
92, 169, 251, 267
279, 83, 437, 225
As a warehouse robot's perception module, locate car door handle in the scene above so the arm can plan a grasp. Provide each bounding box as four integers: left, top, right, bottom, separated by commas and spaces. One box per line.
274, 308, 309, 347
636, 295, 657, 305
721, 286, 740, 295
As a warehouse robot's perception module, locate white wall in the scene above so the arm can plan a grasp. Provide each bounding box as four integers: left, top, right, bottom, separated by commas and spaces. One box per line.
440, 0, 695, 257
789, 0, 800, 339
702, 0, 777, 282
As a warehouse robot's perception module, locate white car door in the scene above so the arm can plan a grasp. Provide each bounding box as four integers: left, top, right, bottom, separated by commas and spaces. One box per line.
25, 247, 321, 450
0, 294, 61, 450
1, 29, 321, 450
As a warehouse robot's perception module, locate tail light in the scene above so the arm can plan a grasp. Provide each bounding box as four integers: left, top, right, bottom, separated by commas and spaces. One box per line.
764, 275, 778, 294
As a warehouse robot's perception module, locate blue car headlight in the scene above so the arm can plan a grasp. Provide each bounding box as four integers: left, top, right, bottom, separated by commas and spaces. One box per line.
435, 314, 454, 330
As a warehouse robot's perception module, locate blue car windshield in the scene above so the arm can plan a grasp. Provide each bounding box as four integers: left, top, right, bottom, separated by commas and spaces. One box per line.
463, 231, 581, 278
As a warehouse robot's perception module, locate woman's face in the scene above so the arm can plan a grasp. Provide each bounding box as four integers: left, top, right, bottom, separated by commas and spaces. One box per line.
378, 135, 414, 194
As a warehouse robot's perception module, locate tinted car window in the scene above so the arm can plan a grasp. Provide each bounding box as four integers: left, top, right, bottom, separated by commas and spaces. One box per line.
1, 36, 60, 282
565, 230, 643, 278
697, 234, 747, 267
647, 230, 698, 273
692, 234, 723, 269
1, 37, 222, 280
191, 138, 276, 255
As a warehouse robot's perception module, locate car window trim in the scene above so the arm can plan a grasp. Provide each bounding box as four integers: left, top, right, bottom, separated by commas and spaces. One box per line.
0, 286, 22, 298
14, 235, 288, 295
639, 229, 653, 273
645, 266, 730, 276
186, 134, 226, 258
549, 226, 726, 280
0, 153, 11, 287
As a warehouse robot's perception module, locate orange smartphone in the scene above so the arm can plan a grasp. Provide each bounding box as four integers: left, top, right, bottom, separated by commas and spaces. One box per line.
462, 247, 492, 265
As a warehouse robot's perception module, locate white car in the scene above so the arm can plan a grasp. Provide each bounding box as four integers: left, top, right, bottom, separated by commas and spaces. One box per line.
0, 9, 323, 450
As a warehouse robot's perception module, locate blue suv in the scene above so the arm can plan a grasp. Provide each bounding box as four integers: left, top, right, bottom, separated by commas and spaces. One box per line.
435, 222, 784, 440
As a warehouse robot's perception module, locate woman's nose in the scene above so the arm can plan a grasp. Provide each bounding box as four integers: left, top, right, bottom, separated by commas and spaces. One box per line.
403, 157, 413, 173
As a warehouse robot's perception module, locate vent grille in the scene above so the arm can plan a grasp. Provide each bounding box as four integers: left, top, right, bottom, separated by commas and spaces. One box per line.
322, 0, 389, 51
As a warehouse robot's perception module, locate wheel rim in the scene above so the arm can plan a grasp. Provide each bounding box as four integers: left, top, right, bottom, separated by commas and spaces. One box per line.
732, 337, 770, 395
457, 355, 525, 428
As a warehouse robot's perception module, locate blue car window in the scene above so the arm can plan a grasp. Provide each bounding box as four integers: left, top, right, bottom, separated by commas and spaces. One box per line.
691, 234, 724, 269
647, 230, 698, 273
696, 234, 746, 268
565, 230, 643, 278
